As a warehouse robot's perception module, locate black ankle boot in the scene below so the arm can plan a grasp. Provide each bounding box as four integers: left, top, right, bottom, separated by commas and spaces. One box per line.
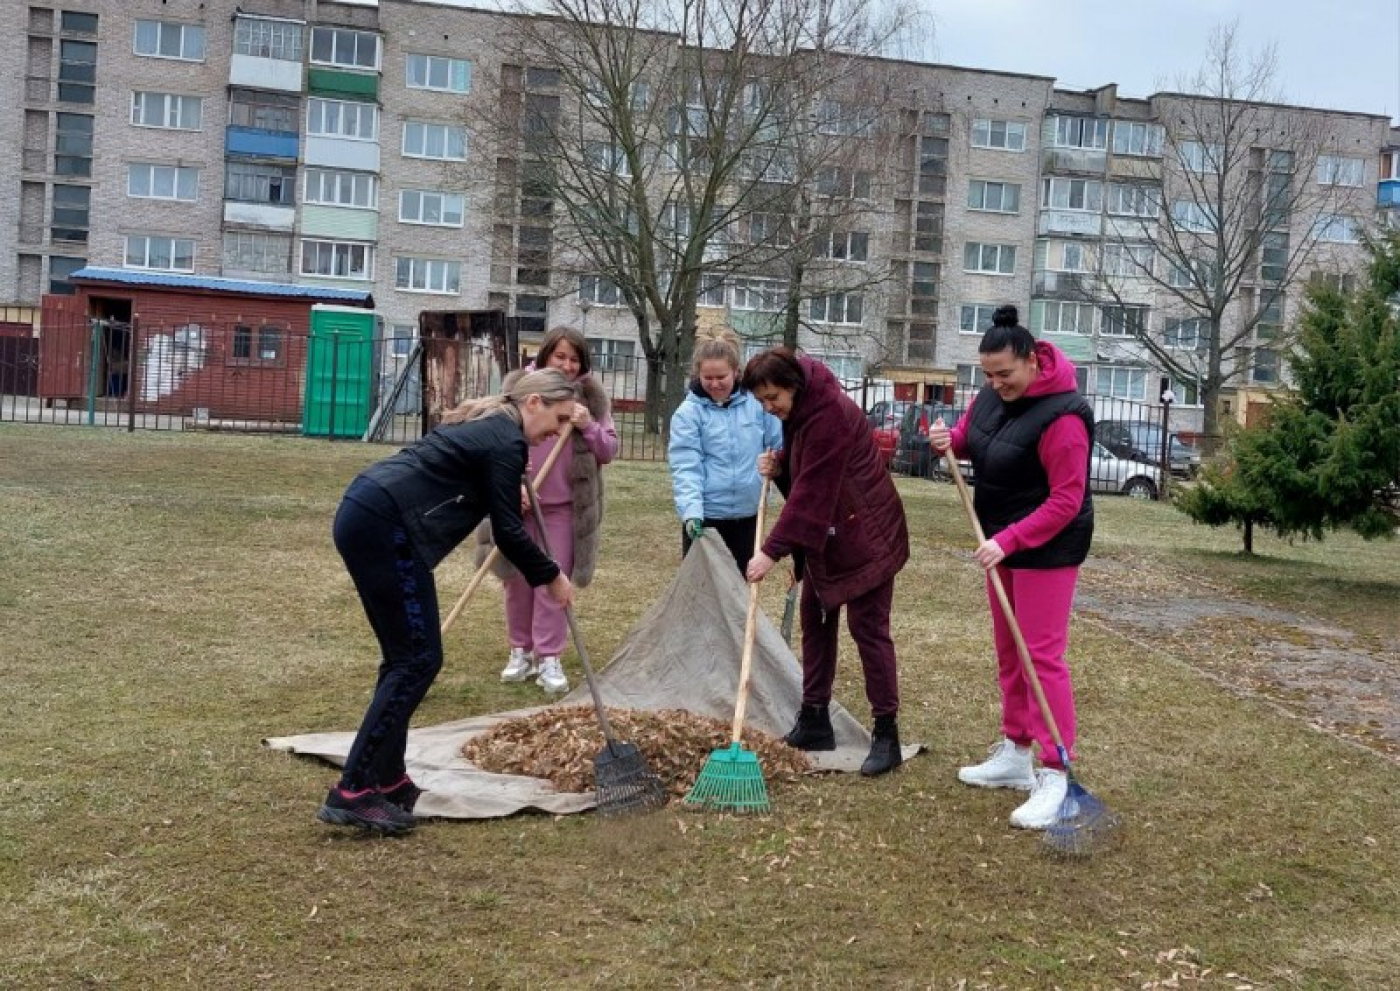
783, 704, 836, 751
860, 714, 903, 777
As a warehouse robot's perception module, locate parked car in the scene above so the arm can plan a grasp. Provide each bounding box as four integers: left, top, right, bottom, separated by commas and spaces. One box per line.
892, 402, 965, 478
1094, 419, 1201, 478
865, 400, 909, 467
1089, 441, 1160, 499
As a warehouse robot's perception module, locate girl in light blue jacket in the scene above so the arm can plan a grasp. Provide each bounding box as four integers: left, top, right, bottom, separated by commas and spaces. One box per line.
668, 327, 783, 571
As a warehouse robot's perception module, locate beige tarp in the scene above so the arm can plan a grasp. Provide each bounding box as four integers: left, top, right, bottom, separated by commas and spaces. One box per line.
265, 533, 922, 818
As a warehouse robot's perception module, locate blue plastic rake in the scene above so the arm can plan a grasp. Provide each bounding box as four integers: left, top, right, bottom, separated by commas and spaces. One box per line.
944, 449, 1120, 856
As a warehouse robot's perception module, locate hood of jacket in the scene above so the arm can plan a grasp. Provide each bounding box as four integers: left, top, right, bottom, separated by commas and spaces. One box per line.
1024, 340, 1079, 399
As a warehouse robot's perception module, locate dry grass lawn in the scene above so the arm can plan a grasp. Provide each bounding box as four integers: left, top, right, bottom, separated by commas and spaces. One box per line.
1, 422, 1398, 989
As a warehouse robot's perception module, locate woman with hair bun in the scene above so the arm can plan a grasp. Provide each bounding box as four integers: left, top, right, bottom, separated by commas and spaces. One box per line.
928, 304, 1094, 831
667, 326, 783, 571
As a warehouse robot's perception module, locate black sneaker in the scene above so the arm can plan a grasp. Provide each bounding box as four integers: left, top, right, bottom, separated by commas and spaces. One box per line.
379, 776, 423, 814
317, 786, 416, 834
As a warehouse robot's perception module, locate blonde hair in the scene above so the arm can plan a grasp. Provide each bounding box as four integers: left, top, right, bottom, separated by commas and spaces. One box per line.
691, 326, 742, 376
439, 368, 576, 426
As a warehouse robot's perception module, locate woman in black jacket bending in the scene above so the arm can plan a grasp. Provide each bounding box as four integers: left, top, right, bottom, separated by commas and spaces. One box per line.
318, 368, 577, 833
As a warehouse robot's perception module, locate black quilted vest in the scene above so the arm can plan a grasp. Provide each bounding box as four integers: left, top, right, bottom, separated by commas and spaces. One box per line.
965, 385, 1095, 569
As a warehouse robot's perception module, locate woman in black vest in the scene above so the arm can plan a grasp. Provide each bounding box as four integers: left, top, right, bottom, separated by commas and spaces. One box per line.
929, 306, 1093, 830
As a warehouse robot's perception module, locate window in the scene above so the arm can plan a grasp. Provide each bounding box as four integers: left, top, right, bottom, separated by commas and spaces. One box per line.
527, 66, 562, 88
58, 40, 97, 103
730, 277, 786, 312
51, 184, 90, 242
1042, 177, 1102, 212
1169, 256, 1219, 290
1101, 243, 1153, 277
300, 239, 372, 280
1111, 121, 1164, 157
910, 262, 939, 317
1106, 183, 1160, 218
1178, 141, 1221, 173
971, 118, 1026, 151
395, 257, 461, 294
403, 121, 466, 160
229, 90, 299, 133
1256, 292, 1284, 341
1047, 116, 1108, 149
1316, 154, 1364, 187
399, 190, 464, 226
124, 235, 195, 272
810, 293, 863, 325
1309, 271, 1356, 295
310, 27, 380, 70
49, 255, 86, 295
234, 17, 303, 61
1100, 305, 1147, 337
1261, 231, 1289, 283
1171, 201, 1216, 232
968, 180, 1021, 213
914, 201, 944, 253
919, 136, 948, 196
1314, 214, 1360, 243
61, 11, 99, 34
748, 213, 792, 247
304, 168, 376, 209
696, 274, 726, 308
817, 232, 870, 262
225, 162, 295, 205
959, 303, 999, 334
585, 141, 631, 176
817, 167, 872, 199
579, 274, 623, 307
963, 242, 1016, 274
54, 113, 93, 177
307, 98, 377, 140
1035, 238, 1091, 273
1031, 300, 1095, 335
131, 92, 202, 130
1248, 347, 1280, 384
590, 338, 637, 372
1164, 317, 1207, 350
816, 100, 876, 136
231, 324, 285, 365
1095, 364, 1148, 400
223, 232, 292, 275
134, 20, 205, 61
517, 226, 552, 286
389, 325, 417, 358
128, 163, 199, 202
407, 54, 471, 93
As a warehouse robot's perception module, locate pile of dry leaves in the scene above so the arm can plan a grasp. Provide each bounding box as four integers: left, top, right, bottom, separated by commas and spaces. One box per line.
463, 706, 813, 797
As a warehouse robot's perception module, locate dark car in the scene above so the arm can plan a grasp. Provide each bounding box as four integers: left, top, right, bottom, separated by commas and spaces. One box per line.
893, 401, 964, 478
1094, 419, 1201, 478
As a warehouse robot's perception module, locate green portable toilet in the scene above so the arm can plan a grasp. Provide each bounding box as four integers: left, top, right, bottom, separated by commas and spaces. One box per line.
304, 305, 379, 438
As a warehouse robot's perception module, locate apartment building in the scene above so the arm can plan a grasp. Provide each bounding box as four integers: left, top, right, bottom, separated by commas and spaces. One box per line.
3, 0, 1392, 427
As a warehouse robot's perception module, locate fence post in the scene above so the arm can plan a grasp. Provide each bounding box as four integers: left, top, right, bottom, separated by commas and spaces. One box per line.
1158, 379, 1175, 501
85, 318, 101, 426
127, 317, 140, 432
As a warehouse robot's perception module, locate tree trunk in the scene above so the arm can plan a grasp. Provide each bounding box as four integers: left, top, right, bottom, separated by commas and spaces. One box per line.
643, 352, 666, 435
1243, 517, 1254, 554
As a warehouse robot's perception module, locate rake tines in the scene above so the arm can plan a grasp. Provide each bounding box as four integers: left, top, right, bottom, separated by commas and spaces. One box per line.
1042, 774, 1121, 857
594, 741, 668, 817
682, 743, 771, 813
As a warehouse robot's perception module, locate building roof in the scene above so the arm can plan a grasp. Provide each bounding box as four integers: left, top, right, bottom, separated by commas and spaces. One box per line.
69, 268, 374, 307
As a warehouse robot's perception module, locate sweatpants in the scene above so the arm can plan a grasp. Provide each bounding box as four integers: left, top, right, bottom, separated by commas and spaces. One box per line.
332, 480, 443, 792
987, 565, 1079, 769
503, 499, 573, 658
681, 515, 758, 574
799, 575, 899, 718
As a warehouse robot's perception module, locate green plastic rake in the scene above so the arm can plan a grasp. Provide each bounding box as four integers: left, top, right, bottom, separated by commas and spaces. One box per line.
684, 480, 772, 813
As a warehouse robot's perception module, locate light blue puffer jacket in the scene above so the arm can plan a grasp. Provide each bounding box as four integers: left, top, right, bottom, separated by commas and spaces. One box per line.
668, 383, 783, 523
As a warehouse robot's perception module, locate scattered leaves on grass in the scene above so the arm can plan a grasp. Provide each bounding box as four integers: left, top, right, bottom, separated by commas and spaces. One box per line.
463, 706, 812, 797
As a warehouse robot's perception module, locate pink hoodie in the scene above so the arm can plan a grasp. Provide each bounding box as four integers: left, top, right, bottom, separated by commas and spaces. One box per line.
948, 341, 1090, 558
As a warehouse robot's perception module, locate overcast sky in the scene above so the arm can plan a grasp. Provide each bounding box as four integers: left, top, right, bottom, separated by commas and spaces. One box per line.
927, 0, 1399, 121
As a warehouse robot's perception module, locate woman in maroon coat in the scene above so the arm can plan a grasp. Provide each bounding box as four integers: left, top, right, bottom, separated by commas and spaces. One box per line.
742, 349, 909, 776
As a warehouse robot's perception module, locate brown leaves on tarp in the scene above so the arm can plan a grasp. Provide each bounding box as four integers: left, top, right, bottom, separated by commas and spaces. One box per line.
463, 706, 813, 797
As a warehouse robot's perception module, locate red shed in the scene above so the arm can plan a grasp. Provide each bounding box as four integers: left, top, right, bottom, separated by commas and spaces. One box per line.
39, 268, 374, 425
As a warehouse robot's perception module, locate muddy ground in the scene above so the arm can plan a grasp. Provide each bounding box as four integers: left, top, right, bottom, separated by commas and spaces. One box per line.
1076, 555, 1400, 762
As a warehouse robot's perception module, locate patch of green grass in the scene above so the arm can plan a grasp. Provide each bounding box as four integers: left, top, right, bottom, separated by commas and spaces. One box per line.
1, 422, 1398, 988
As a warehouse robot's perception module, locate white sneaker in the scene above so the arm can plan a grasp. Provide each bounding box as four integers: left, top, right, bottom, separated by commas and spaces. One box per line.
957, 738, 1035, 790
536, 656, 569, 694
1010, 768, 1069, 830
500, 647, 538, 683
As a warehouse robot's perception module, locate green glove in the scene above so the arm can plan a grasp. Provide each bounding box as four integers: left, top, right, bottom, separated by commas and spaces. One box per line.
684, 519, 705, 540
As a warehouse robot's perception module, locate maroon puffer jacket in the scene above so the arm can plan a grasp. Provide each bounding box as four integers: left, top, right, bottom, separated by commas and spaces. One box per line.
762, 358, 909, 607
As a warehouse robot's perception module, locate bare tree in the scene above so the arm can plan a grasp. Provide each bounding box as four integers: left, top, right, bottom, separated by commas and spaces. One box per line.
1089, 22, 1364, 442
466, 0, 917, 429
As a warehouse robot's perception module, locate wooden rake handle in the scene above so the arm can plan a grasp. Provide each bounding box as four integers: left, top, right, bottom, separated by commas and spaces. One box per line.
731, 476, 771, 744
942, 448, 1070, 759
440, 421, 574, 634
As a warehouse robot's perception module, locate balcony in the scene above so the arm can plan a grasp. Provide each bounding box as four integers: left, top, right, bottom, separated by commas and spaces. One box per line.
230, 54, 303, 93
223, 201, 296, 231
304, 135, 379, 172
300, 204, 378, 242
1042, 147, 1106, 175
1379, 178, 1400, 208
1032, 270, 1095, 297
226, 126, 299, 161
1038, 210, 1103, 237
307, 68, 378, 101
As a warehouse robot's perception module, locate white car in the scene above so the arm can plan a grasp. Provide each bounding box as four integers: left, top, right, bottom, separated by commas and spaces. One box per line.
1089, 441, 1161, 499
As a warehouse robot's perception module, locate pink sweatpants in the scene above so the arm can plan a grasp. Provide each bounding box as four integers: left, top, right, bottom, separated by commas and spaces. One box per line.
504, 500, 574, 657
986, 565, 1079, 769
